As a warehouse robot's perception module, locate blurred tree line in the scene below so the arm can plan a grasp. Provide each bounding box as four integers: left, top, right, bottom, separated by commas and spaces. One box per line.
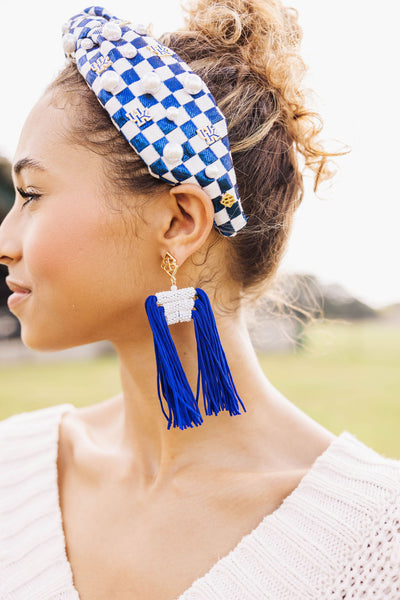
0, 157, 13, 307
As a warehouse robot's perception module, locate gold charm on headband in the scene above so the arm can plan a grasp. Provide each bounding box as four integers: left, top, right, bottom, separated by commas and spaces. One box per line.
126, 107, 152, 127
196, 125, 220, 145
147, 43, 174, 57
91, 56, 112, 75
116, 19, 133, 27
220, 192, 236, 208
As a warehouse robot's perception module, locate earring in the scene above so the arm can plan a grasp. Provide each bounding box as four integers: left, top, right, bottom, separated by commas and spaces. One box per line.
145, 252, 246, 430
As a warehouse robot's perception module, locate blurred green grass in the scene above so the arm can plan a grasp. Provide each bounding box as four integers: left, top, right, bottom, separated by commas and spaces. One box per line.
0, 318, 399, 458
259, 318, 400, 459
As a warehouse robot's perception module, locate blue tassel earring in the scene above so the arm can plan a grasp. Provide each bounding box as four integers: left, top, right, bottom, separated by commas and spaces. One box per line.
145, 252, 246, 430
192, 288, 246, 418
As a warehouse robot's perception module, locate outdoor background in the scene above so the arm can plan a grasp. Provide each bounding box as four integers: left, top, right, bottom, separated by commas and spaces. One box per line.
0, 0, 399, 458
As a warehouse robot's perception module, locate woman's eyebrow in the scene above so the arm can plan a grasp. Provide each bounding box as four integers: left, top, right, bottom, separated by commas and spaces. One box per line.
13, 157, 46, 176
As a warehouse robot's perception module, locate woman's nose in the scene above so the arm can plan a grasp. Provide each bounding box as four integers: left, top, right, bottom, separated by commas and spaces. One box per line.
0, 207, 22, 267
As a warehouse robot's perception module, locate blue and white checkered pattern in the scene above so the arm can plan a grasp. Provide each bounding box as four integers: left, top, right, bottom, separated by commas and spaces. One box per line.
62, 6, 247, 237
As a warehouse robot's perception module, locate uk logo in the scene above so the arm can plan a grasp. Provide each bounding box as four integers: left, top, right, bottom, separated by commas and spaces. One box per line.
196, 125, 220, 145
147, 43, 174, 57
126, 107, 152, 127
91, 56, 112, 75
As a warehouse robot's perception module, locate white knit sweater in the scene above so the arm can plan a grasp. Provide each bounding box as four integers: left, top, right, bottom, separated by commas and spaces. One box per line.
0, 403, 399, 600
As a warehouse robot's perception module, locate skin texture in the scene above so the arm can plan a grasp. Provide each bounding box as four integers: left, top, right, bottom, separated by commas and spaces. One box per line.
0, 93, 337, 599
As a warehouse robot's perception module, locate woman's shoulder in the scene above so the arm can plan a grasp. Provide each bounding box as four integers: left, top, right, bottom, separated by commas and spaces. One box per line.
307, 430, 400, 504
0, 403, 76, 465
0, 403, 76, 529
0, 402, 75, 436
335, 431, 400, 477
301, 432, 400, 597
0, 403, 79, 596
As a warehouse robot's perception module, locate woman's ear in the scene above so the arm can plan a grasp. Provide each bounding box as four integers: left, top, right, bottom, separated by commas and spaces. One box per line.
162, 183, 215, 264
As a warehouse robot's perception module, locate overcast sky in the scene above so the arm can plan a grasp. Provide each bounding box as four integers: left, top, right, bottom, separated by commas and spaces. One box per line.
1, 0, 398, 309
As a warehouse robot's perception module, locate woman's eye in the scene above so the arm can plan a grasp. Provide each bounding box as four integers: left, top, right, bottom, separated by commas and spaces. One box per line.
16, 187, 41, 208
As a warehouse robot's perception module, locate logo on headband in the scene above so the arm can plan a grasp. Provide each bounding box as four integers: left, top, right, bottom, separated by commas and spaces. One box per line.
147, 43, 174, 58
196, 125, 220, 145
126, 107, 152, 127
91, 56, 112, 75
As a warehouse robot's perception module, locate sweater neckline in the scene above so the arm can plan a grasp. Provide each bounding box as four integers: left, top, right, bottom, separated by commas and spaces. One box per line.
53, 403, 352, 600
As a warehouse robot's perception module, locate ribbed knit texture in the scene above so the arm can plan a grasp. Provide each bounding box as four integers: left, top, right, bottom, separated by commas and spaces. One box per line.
0, 403, 399, 600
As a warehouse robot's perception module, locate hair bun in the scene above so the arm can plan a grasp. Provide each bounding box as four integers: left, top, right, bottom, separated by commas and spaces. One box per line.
169, 0, 347, 187
181, 0, 302, 72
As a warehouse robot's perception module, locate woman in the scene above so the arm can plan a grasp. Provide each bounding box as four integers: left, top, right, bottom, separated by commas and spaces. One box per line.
0, 2, 399, 599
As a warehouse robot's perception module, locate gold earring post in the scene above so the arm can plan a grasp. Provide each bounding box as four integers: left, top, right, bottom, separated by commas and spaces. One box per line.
161, 251, 178, 286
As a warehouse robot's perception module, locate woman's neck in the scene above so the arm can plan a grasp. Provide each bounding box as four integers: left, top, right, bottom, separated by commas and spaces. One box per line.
111, 307, 275, 490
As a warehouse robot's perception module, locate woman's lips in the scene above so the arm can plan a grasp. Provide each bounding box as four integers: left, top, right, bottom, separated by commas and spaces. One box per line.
5, 278, 32, 310
7, 290, 32, 310
5, 278, 31, 294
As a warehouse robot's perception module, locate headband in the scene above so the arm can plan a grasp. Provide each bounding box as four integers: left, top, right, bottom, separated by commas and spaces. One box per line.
61, 6, 247, 237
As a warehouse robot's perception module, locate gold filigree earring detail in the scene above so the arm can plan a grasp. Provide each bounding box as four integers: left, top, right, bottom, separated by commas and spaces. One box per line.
160, 251, 178, 286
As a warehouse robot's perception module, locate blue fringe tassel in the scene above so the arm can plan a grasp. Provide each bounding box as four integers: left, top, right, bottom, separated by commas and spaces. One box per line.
145, 295, 203, 430
193, 288, 246, 418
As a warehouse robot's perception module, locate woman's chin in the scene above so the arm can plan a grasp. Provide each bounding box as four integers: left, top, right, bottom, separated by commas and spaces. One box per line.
20, 336, 64, 353
20, 328, 79, 353
20, 323, 104, 353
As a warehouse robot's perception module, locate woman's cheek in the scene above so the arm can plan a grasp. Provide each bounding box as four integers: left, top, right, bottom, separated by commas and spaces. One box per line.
25, 204, 102, 284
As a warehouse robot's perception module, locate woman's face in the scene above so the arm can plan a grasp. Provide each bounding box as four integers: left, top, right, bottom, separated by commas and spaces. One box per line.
0, 93, 160, 351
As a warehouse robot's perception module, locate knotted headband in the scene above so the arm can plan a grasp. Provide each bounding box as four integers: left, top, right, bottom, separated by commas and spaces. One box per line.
61, 6, 247, 237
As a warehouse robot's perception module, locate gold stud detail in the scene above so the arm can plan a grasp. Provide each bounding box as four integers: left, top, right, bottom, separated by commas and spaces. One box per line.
91, 56, 112, 75
161, 252, 178, 286
220, 192, 236, 208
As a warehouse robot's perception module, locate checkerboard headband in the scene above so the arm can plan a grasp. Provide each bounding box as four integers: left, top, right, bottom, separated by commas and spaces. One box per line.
62, 6, 247, 237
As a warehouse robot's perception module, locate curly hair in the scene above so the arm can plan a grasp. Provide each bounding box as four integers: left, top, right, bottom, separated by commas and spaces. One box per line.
46, 0, 347, 310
